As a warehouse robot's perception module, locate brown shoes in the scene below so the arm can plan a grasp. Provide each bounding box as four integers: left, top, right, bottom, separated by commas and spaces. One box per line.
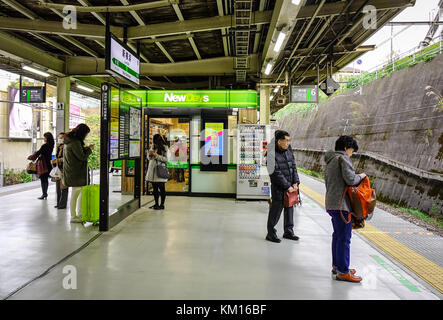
336, 271, 362, 283
332, 268, 356, 275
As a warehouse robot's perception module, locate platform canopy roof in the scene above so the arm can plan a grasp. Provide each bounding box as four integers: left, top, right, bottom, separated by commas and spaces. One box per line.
0, 0, 415, 105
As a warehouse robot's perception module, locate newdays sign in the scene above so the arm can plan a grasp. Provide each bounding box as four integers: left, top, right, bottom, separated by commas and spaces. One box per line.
164, 92, 210, 103
123, 90, 258, 108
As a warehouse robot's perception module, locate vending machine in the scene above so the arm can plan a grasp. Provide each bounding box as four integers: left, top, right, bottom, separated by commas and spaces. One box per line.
236, 124, 272, 200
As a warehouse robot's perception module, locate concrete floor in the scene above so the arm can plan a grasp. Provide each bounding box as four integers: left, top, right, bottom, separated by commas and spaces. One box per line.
1, 181, 440, 299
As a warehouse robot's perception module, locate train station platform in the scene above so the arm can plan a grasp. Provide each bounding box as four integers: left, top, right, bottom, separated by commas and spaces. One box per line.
0, 174, 441, 300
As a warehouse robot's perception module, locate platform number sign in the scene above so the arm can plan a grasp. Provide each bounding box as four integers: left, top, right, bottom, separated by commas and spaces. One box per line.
290, 85, 318, 103
19, 86, 46, 103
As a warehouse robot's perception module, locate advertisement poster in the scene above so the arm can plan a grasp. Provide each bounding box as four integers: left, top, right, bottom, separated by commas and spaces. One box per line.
129, 107, 141, 139
8, 86, 32, 139
110, 120, 119, 160
204, 122, 224, 156
69, 103, 84, 129
129, 140, 140, 158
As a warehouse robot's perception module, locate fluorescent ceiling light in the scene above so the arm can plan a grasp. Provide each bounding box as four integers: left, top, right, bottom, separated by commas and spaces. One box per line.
270, 95, 274, 100
77, 84, 94, 93
22, 65, 49, 77
273, 32, 286, 52
264, 63, 273, 75
292, 0, 301, 5
273, 86, 280, 93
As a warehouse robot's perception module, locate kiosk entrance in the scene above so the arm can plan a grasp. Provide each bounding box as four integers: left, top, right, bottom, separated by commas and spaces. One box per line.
99, 88, 259, 231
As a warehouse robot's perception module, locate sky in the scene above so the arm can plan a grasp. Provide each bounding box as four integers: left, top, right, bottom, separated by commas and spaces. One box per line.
345, 0, 442, 71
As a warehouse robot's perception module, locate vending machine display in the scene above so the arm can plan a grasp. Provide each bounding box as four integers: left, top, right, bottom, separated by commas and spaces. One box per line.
236, 124, 271, 200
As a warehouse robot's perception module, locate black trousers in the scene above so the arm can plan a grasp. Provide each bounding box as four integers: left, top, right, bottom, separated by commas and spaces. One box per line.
40, 173, 50, 197
152, 182, 166, 206
56, 180, 69, 208
267, 198, 294, 238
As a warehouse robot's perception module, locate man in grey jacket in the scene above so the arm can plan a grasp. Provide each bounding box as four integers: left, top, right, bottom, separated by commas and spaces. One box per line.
324, 135, 367, 283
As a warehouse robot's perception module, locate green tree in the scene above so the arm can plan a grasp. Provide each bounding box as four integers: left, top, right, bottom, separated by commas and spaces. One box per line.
85, 114, 100, 170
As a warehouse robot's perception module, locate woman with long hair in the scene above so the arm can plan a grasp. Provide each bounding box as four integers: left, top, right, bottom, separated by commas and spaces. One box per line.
146, 133, 169, 210
62, 123, 93, 223
28, 132, 55, 200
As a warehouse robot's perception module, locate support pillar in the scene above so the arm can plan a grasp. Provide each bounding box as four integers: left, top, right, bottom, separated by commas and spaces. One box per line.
56, 77, 70, 134
259, 86, 270, 125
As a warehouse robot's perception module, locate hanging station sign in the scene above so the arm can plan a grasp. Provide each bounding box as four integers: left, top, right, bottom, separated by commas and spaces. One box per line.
289, 85, 318, 103
105, 33, 140, 86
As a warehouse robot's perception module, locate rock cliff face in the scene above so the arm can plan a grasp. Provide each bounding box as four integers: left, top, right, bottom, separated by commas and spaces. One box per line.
278, 54, 443, 217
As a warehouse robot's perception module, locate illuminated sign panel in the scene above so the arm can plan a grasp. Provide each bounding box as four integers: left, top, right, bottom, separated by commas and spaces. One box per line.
106, 33, 140, 85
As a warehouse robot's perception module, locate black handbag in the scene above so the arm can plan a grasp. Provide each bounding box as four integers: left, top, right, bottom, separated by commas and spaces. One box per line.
156, 160, 170, 179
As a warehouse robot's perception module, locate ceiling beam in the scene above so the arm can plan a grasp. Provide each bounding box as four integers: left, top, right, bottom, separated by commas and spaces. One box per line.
0, 0, 75, 55
0, 31, 65, 75
39, 0, 179, 12
172, 2, 201, 59
260, 0, 305, 74
119, 0, 177, 64
288, 45, 376, 57
140, 79, 209, 89
253, 0, 266, 54
216, 0, 229, 56
297, 0, 415, 19
0, 11, 272, 40
128, 10, 272, 40
140, 34, 193, 43
65, 54, 259, 76
1, 0, 101, 57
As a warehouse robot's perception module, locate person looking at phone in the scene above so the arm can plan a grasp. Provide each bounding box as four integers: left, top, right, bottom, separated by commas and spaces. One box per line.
62, 123, 93, 223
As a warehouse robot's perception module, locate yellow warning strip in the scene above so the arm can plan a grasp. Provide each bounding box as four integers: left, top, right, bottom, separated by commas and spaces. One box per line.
300, 183, 443, 294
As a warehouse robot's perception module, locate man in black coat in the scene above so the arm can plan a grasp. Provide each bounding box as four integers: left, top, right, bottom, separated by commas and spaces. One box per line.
266, 130, 300, 243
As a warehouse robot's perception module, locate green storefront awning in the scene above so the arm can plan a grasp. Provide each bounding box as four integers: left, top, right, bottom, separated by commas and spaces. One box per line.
125, 90, 258, 109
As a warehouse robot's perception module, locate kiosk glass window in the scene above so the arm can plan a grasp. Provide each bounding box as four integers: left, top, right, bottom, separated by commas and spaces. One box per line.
148, 118, 190, 193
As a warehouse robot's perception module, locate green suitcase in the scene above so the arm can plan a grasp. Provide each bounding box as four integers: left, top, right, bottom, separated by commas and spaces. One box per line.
81, 184, 100, 225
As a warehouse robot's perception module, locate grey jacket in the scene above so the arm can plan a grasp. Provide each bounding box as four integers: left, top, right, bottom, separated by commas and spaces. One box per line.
146, 146, 169, 183
324, 150, 362, 212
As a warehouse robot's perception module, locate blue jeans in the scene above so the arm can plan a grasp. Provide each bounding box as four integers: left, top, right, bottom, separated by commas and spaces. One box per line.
327, 210, 353, 274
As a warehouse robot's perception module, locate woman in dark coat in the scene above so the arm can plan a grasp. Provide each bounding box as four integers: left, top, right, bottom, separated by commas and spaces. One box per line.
28, 132, 54, 200
62, 124, 93, 223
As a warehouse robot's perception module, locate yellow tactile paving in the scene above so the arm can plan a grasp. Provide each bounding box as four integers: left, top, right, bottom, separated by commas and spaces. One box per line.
300, 183, 443, 294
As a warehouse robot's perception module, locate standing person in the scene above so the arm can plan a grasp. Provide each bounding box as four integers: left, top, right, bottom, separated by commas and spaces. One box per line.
62, 124, 93, 223
324, 135, 367, 283
28, 132, 54, 200
146, 134, 169, 210
51, 132, 68, 209
265, 130, 300, 243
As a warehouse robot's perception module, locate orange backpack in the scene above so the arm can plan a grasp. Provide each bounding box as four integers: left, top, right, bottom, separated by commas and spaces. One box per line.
339, 158, 376, 229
